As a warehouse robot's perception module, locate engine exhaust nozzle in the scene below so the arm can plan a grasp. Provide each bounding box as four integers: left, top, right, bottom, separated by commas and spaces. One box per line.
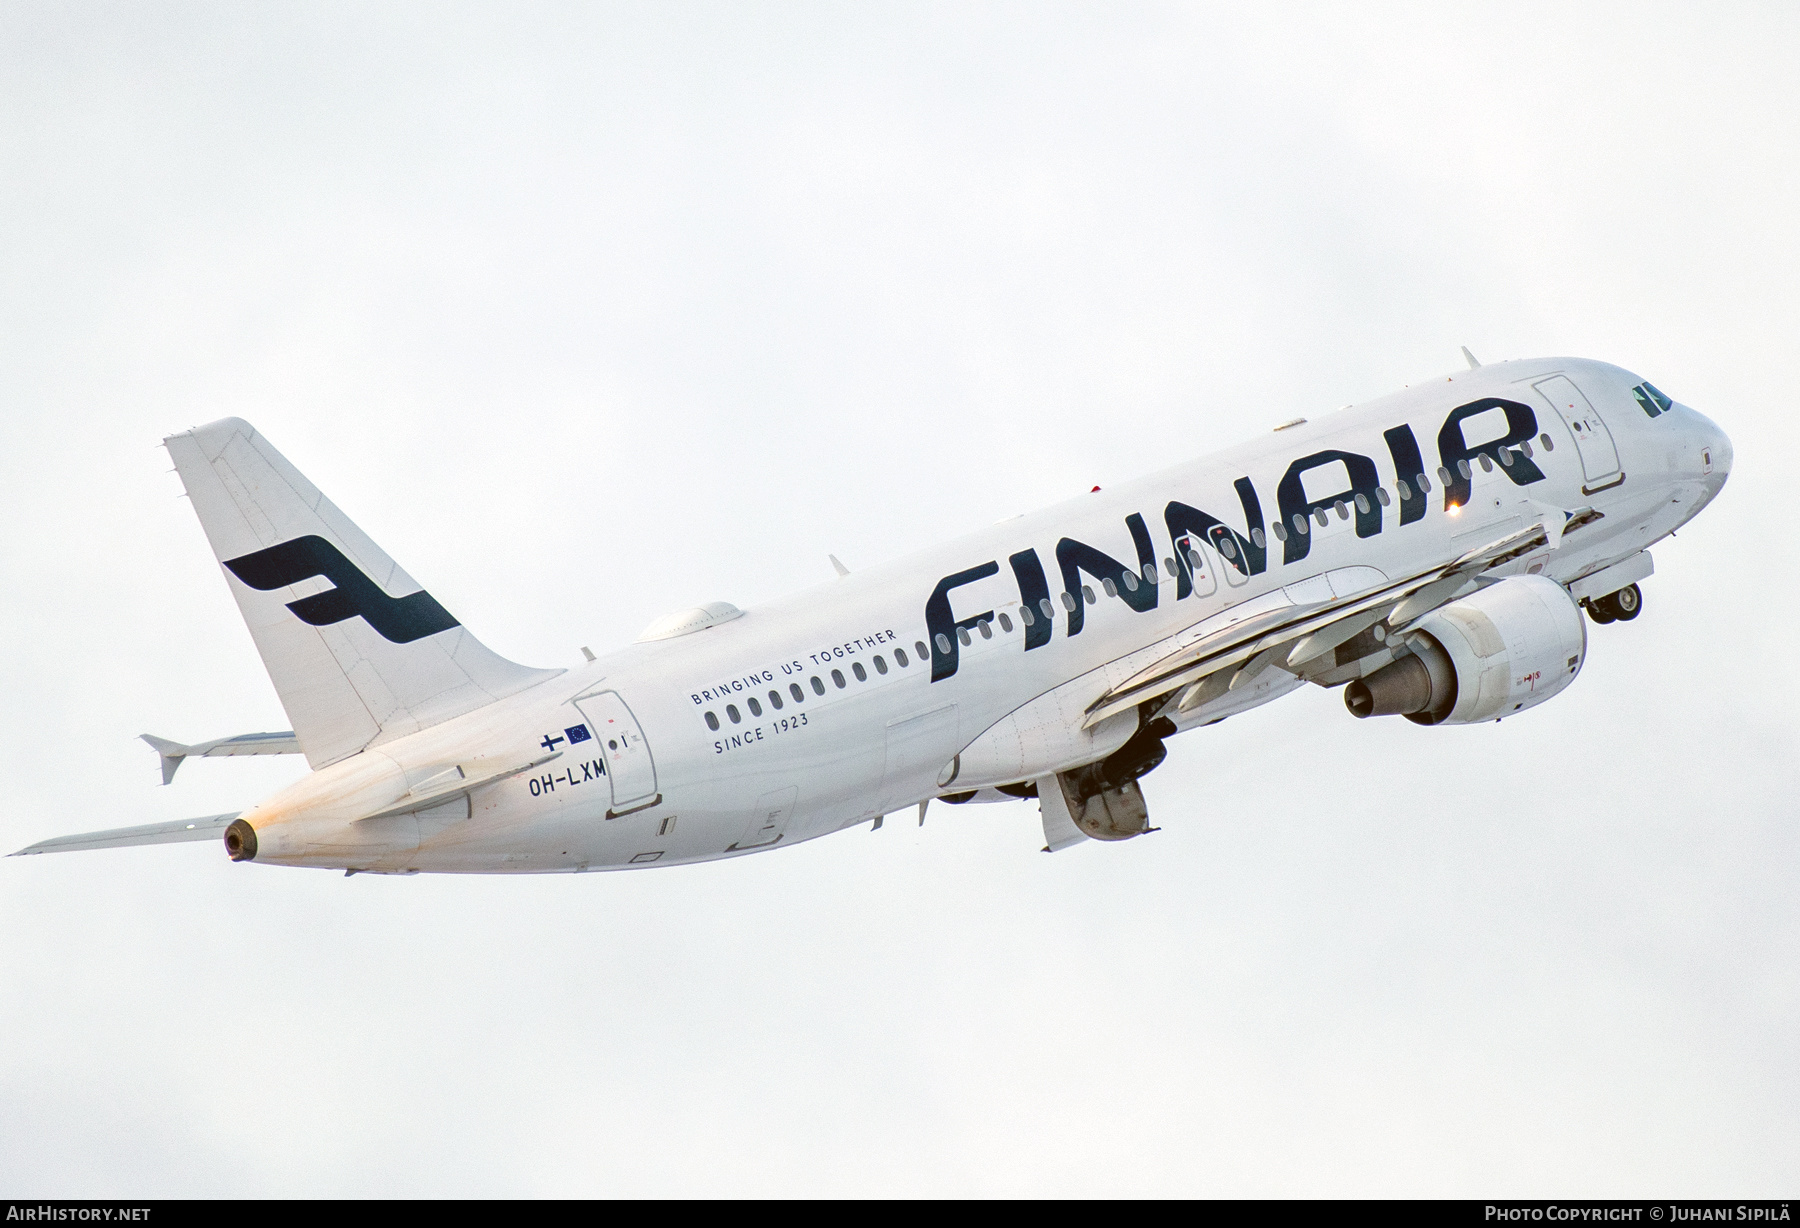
1345, 636, 1457, 724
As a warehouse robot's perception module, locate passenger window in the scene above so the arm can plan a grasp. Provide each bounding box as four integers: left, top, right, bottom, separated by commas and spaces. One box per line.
769, 689, 783, 710
936, 632, 952, 654
1122, 570, 1138, 592
957, 627, 971, 646
1220, 538, 1237, 559
1416, 473, 1432, 493
1292, 513, 1310, 535
998, 613, 1013, 633
1142, 563, 1158, 585
790, 682, 805, 702
748, 697, 762, 717
705, 711, 719, 731
1539, 433, 1554, 451
1020, 606, 1035, 626
1457, 459, 1472, 478
1313, 509, 1329, 527
978, 619, 993, 638
1272, 522, 1288, 542
915, 640, 929, 660
1478, 454, 1494, 472
1520, 441, 1534, 458
811, 676, 826, 696
1060, 592, 1077, 612
1103, 577, 1118, 598
1355, 493, 1370, 513
1163, 557, 1177, 576
1040, 597, 1057, 618
1251, 527, 1266, 549
1082, 585, 1096, 604
852, 662, 867, 681
1498, 449, 1513, 467
831, 668, 846, 688
1438, 466, 1453, 484
874, 655, 888, 674
1374, 487, 1390, 507
1334, 500, 1349, 520
727, 704, 741, 724
894, 649, 909, 667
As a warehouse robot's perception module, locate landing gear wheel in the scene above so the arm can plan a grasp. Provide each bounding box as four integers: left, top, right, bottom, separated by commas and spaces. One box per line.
1586, 599, 1616, 625
1610, 583, 1642, 621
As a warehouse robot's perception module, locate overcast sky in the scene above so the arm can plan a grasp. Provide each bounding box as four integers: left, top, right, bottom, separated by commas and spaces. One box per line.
2, 2, 1795, 1197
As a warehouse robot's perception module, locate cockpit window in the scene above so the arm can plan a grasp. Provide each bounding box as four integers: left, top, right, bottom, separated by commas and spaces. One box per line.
1633, 382, 1675, 418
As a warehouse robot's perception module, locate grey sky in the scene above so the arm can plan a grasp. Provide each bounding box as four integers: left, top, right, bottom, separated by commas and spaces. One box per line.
1, 2, 1794, 1195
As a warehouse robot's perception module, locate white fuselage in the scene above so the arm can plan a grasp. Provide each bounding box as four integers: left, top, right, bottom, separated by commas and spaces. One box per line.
238, 357, 1730, 873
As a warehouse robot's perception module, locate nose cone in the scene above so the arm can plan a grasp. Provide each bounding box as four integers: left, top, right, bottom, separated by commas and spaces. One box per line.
1692, 408, 1733, 485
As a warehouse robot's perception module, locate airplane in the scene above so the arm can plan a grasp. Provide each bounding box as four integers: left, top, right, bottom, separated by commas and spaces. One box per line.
12, 352, 1730, 872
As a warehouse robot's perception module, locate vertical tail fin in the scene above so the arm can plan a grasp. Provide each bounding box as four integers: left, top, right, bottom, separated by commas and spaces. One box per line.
165, 418, 561, 768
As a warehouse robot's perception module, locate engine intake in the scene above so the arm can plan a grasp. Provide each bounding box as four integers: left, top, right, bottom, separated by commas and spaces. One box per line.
1345, 574, 1586, 726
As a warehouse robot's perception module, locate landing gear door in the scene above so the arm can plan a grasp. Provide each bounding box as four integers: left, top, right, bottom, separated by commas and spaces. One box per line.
573, 690, 660, 817
1533, 375, 1621, 487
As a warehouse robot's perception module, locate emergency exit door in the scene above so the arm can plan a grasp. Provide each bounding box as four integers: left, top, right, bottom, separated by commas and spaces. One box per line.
573, 690, 660, 817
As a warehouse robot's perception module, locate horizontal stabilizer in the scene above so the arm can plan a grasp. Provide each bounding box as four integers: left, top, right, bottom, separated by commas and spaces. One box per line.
12, 813, 239, 856
141, 731, 301, 785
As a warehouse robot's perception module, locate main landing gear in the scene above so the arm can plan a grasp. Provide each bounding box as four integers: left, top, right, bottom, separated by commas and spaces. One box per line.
1585, 583, 1642, 624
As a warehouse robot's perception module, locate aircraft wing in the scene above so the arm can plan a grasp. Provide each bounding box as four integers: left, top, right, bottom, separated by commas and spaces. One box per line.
1081, 512, 1593, 729
11, 813, 240, 856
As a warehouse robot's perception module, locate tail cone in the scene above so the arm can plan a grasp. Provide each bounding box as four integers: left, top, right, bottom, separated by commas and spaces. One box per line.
223, 819, 258, 862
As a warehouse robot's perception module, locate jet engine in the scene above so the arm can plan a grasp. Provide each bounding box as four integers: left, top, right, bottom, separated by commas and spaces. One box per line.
1345, 575, 1586, 726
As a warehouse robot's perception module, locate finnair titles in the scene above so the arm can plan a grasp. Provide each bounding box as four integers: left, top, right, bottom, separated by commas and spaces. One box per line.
14, 354, 1730, 871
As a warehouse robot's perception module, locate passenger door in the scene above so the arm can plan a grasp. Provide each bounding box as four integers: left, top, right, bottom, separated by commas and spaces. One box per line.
1533, 375, 1622, 488
572, 690, 660, 817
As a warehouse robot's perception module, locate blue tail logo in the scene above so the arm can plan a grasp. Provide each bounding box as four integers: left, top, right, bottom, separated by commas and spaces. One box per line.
223, 535, 459, 645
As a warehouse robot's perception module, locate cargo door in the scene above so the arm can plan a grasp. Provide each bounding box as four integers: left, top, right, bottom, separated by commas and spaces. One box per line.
732, 785, 797, 850
878, 704, 960, 813
1532, 375, 1622, 488
572, 690, 660, 817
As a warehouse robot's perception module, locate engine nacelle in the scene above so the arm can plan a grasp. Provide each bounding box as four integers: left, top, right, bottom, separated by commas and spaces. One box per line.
1345, 575, 1586, 726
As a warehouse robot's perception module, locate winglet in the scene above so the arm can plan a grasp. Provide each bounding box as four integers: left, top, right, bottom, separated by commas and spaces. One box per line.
829, 554, 850, 578
1461, 346, 1481, 370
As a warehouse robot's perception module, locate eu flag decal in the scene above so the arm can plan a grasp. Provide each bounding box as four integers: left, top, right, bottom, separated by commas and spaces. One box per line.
565, 724, 592, 745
